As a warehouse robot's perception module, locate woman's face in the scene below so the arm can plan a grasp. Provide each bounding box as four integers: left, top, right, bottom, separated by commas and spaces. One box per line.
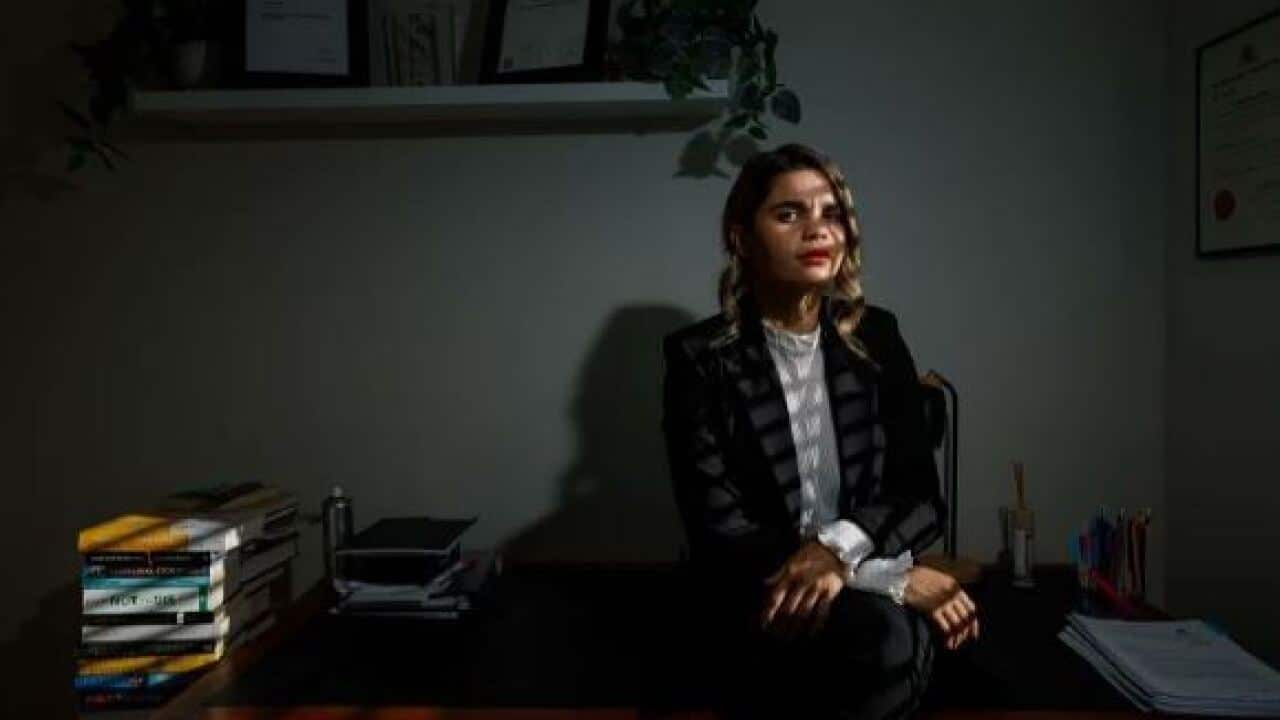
740, 168, 852, 293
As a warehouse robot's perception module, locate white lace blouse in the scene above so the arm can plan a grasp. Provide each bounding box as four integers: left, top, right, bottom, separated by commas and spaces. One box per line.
762, 320, 913, 605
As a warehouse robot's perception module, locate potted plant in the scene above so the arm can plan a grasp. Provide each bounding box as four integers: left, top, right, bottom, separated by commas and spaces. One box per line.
61, 0, 211, 171
614, 0, 801, 141
161, 0, 213, 88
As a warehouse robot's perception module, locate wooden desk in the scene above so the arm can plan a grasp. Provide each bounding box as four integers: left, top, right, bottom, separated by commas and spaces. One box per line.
149, 563, 1179, 720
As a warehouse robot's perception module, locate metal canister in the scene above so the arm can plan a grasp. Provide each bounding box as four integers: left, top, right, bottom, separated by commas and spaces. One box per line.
321, 485, 353, 584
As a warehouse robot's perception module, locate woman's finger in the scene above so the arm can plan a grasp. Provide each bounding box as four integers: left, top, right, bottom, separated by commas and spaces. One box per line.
795, 584, 826, 636
783, 580, 809, 619
932, 608, 952, 634
771, 583, 803, 639
952, 615, 978, 648
798, 582, 823, 616
808, 591, 834, 637
761, 582, 788, 628
936, 599, 957, 627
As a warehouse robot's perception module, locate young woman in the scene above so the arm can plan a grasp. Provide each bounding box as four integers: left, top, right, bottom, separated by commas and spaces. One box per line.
661, 143, 979, 718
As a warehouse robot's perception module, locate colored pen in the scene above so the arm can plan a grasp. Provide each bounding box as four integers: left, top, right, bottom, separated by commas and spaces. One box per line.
1088, 567, 1137, 618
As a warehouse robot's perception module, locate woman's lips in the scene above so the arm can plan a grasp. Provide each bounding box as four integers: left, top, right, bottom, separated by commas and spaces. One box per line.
799, 250, 832, 264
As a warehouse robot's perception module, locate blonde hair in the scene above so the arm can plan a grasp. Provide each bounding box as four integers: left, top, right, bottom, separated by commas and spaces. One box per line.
717, 143, 870, 360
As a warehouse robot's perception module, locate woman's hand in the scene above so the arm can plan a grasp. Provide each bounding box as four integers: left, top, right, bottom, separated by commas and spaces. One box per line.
903, 565, 980, 651
761, 541, 846, 640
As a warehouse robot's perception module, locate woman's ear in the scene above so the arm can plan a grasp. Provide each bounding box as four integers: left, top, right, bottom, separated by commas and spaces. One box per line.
730, 227, 749, 258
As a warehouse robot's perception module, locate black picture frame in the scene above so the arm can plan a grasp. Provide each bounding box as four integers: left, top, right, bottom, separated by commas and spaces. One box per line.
1194, 6, 1280, 259
478, 0, 610, 84
216, 0, 370, 89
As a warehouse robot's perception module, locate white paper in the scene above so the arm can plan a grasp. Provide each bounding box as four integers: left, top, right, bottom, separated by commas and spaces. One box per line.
246, 0, 350, 76
1060, 613, 1280, 716
499, 0, 589, 73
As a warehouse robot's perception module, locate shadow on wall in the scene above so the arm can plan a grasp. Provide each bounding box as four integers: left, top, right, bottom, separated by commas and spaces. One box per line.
502, 303, 699, 564
674, 124, 763, 179
0, 582, 79, 719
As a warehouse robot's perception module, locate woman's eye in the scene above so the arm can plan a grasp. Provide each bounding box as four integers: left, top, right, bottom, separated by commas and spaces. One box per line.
774, 207, 842, 223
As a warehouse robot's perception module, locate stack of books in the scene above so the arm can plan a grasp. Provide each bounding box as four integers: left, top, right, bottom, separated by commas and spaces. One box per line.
75, 482, 299, 711
332, 516, 499, 620
1060, 611, 1280, 716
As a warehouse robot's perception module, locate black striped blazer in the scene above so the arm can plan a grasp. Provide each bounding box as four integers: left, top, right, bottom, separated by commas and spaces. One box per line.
661, 294, 947, 589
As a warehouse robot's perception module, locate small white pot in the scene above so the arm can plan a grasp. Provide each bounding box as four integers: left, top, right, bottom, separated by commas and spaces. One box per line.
172, 40, 207, 88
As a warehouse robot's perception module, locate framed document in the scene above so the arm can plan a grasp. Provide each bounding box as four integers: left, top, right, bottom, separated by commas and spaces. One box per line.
1196, 7, 1280, 258
478, 0, 609, 84
219, 0, 370, 88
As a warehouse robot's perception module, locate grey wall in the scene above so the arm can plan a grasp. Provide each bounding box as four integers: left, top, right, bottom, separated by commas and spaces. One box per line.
2, 0, 1179, 713
1165, 0, 1280, 667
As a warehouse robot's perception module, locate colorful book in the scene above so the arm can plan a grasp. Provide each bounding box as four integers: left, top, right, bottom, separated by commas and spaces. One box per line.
77, 639, 218, 659
81, 534, 299, 614
83, 580, 223, 614
77, 485, 297, 553
75, 611, 276, 708
77, 648, 223, 676
75, 670, 189, 689
80, 565, 286, 644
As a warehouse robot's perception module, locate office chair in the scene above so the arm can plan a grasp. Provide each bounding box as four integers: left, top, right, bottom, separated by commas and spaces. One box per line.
917, 370, 984, 586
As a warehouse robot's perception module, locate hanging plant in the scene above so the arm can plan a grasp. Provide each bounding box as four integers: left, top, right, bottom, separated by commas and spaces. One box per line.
61, 0, 210, 172
614, 0, 801, 142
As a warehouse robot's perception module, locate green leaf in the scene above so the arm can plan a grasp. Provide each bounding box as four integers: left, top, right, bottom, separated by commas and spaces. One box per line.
770, 88, 801, 123
57, 101, 93, 130
725, 112, 751, 129
97, 137, 129, 160
66, 136, 94, 153
748, 124, 767, 140
664, 75, 692, 100
93, 145, 117, 172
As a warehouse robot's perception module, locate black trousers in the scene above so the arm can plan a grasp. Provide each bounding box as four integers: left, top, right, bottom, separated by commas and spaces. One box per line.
700, 585, 939, 720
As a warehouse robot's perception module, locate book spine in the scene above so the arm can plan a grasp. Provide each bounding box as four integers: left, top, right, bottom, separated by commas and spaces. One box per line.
82, 610, 217, 626
81, 620, 220, 644
74, 671, 185, 691
78, 515, 236, 554
82, 583, 220, 615
83, 564, 211, 579
78, 687, 189, 709
83, 575, 212, 588
83, 550, 217, 566
78, 651, 220, 676
77, 640, 217, 658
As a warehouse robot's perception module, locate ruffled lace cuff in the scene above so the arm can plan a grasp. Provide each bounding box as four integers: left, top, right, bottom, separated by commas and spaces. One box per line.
815, 520, 875, 583
849, 550, 914, 605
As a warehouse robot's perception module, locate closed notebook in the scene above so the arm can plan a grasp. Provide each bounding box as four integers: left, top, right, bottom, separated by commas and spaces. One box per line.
338, 517, 477, 556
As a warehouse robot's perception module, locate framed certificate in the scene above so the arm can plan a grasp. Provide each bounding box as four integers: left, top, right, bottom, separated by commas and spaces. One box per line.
479, 0, 609, 84
1196, 7, 1280, 258
219, 0, 370, 88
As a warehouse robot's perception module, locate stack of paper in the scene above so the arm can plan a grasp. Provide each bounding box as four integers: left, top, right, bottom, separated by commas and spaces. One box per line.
333, 557, 469, 618
1059, 612, 1280, 716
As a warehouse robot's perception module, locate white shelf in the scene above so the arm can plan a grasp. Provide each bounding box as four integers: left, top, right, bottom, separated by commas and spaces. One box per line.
131, 80, 729, 129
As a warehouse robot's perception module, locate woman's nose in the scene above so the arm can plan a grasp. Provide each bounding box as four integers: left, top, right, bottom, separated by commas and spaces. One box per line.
804, 216, 831, 239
